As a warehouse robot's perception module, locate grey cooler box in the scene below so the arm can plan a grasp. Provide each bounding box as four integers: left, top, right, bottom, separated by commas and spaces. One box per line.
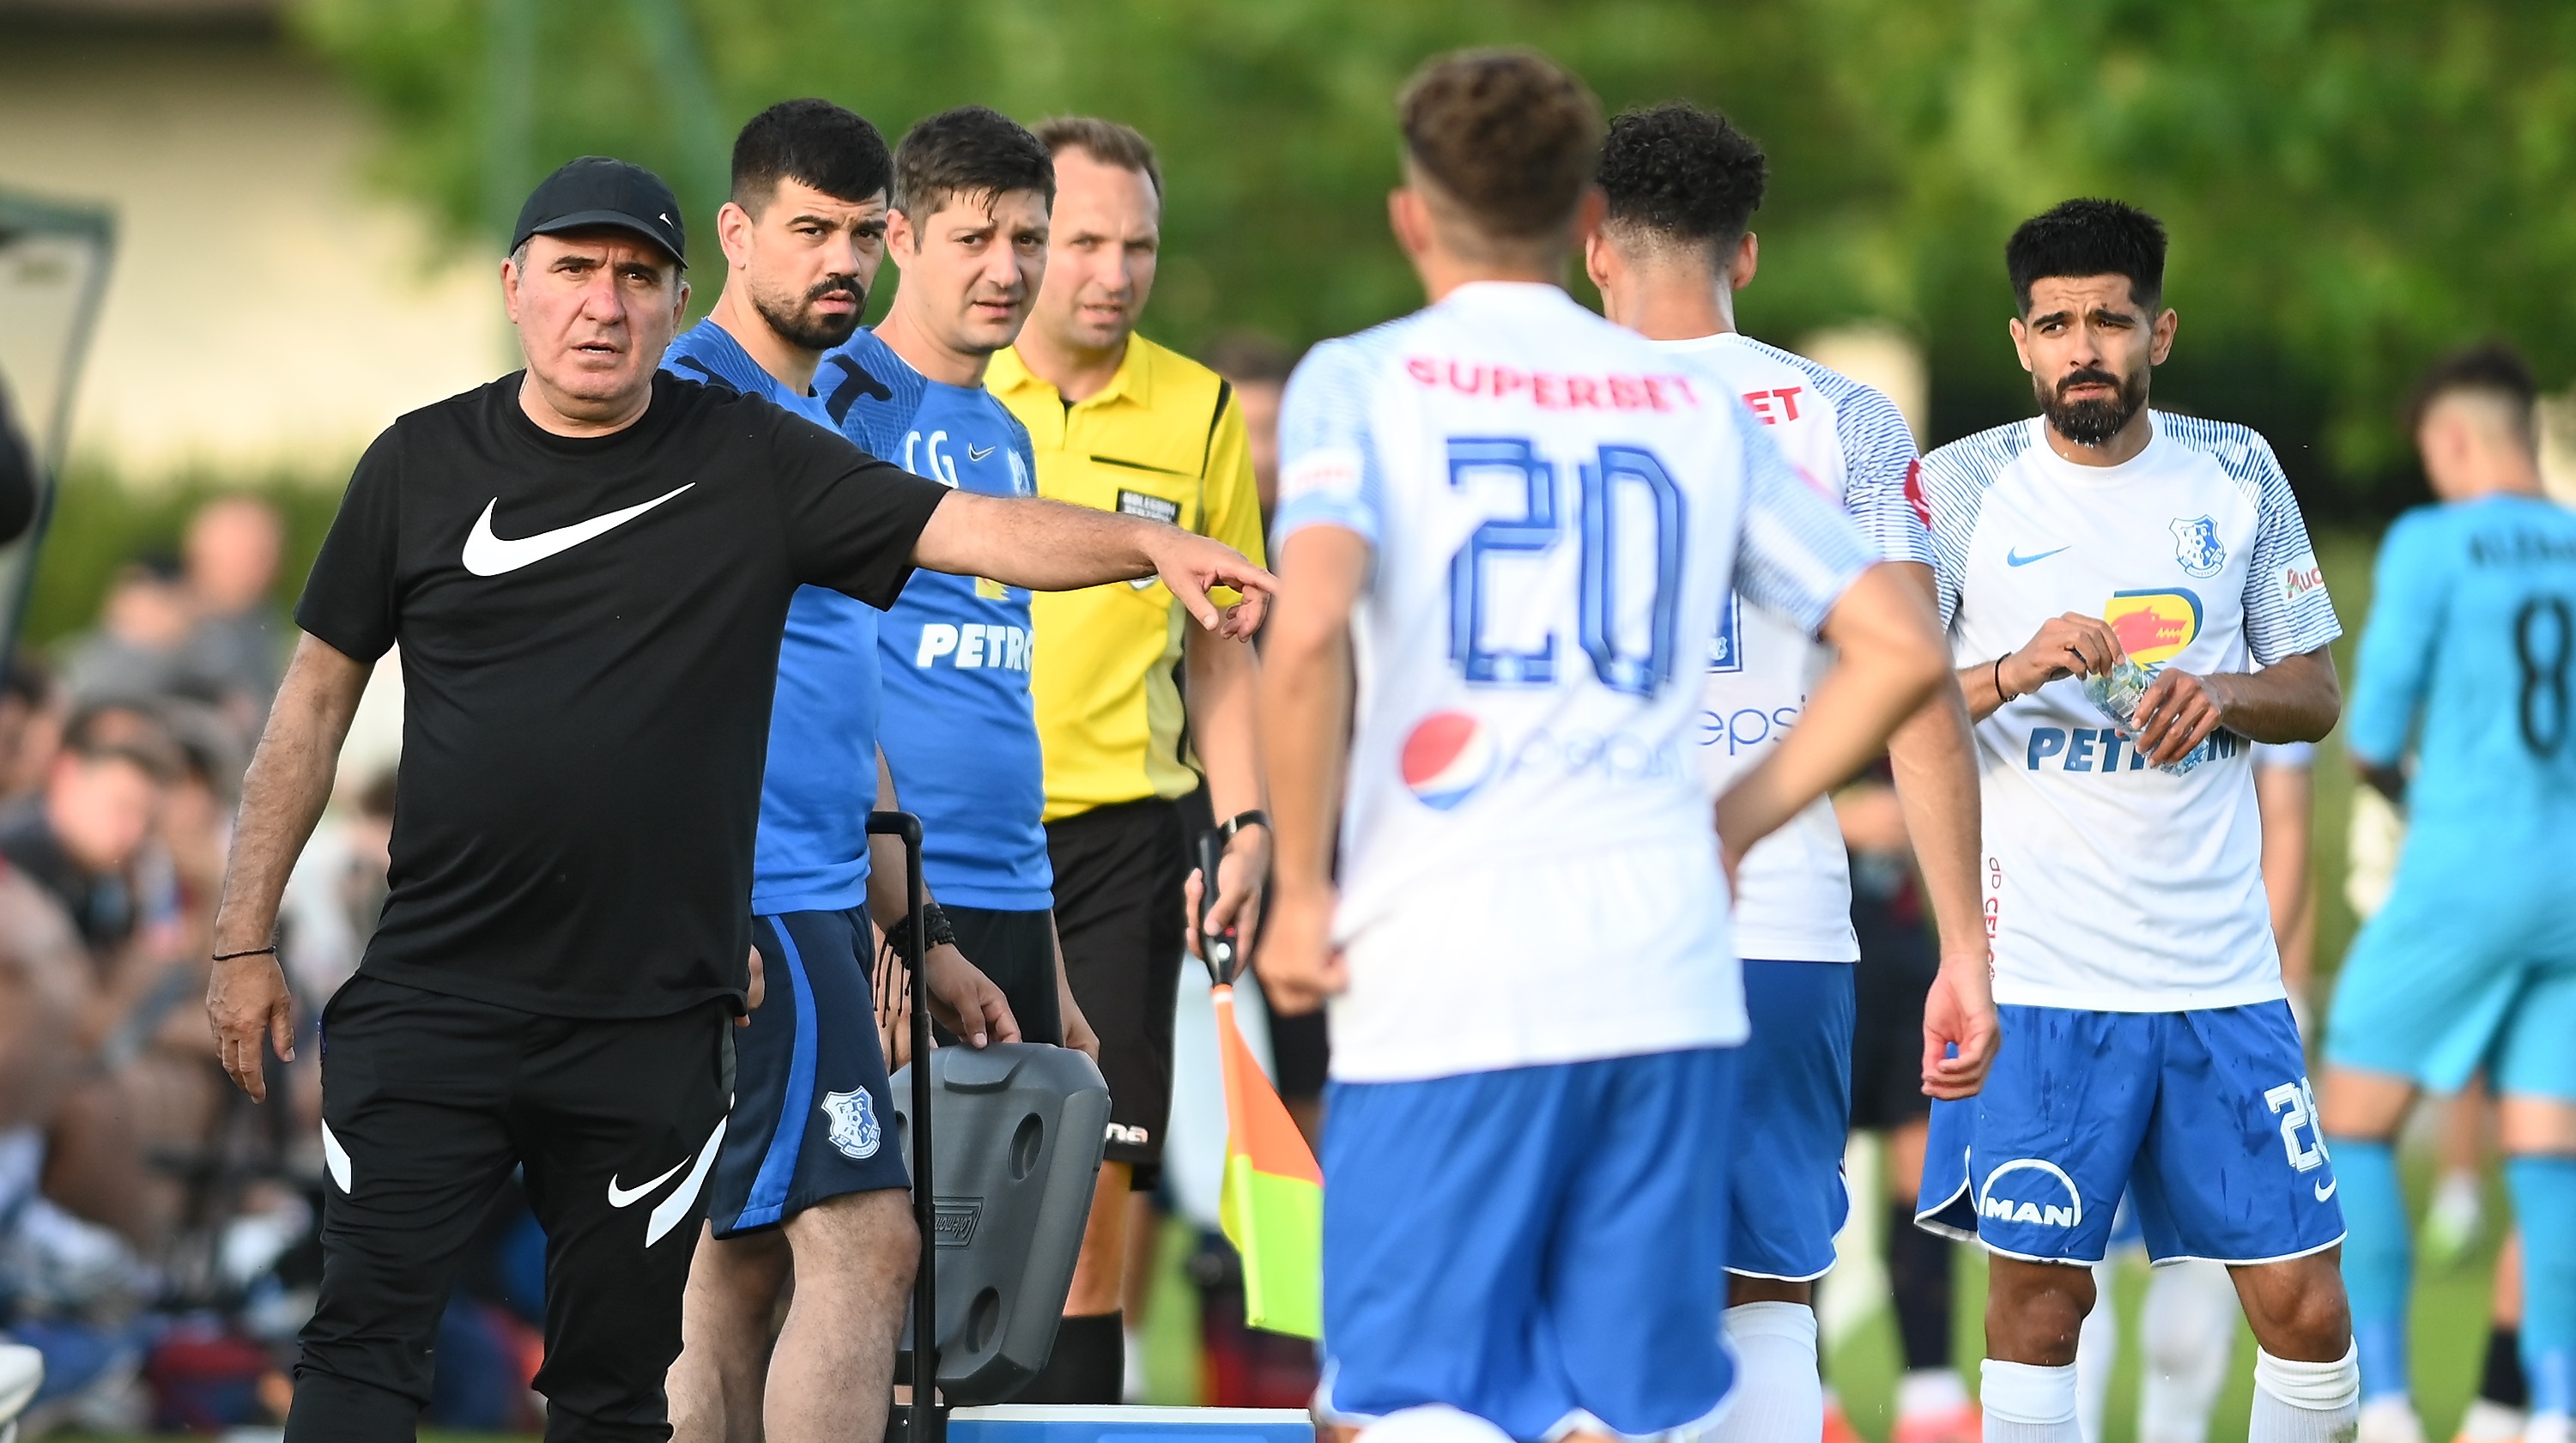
892, 1042, 1112, 1404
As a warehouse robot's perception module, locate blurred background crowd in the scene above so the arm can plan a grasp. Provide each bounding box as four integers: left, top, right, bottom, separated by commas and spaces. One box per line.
7, 0, 2575, 1438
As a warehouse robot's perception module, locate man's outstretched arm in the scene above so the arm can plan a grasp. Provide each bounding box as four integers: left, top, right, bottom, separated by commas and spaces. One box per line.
207, 634, 370, 1100
913, 492, 1277, 639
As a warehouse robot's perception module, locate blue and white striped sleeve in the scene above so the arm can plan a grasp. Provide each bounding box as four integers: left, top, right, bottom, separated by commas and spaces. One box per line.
1272, 337, 1385, 550
1828, 378, 1932, 567
1912, 427, 2020, 632
1734, 403, 1879, 636
2239, 434, 2342, 665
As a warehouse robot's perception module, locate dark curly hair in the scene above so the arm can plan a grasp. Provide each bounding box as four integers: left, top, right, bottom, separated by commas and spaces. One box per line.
1597, 102, 1767, 252
1399, 49, 1603, 247
2005, 198, 2167, 316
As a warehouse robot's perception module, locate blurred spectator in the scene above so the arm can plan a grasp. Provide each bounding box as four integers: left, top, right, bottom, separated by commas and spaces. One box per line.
61, 560, 195, 713
177, 496, 288, 729
0, 704, 176, 961
0, 658, 64, 804
1203, 333, 1296, 528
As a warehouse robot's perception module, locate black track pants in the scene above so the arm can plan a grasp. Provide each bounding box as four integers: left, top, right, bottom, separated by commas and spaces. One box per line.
289, 975, 732, 1443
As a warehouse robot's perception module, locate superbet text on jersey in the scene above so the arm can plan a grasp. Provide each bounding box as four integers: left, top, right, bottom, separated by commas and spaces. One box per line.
1658, 332, 1931, 964
1271, 282, 1879, 1083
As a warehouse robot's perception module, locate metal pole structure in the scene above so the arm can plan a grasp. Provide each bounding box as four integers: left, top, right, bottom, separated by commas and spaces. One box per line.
868, 810, 940, 1443
0, 192, 114, 665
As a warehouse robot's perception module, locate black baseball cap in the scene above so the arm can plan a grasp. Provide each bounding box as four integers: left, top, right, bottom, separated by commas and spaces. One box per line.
510, 156, 688, 269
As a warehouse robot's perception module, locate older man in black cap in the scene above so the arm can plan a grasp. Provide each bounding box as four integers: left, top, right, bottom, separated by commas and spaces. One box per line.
202, 157, 1272, 1443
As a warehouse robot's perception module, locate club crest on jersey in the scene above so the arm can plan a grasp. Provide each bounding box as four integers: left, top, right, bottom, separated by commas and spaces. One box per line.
820, 1088, 882, 1160
2169, 515, 2226, 578
2101, 589, 2203, 667
1400, 710, 1496, 810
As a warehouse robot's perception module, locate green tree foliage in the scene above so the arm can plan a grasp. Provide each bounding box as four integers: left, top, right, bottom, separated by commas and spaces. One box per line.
293, 0, 2576, 510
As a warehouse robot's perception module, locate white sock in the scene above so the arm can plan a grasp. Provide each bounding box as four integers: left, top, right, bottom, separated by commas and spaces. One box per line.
2249, 1345, 2361, 1443
1121, 1324, 1147, 1403
2140, 1260, 2240, 1443
2454, 1400, 2525, 1443
2073, 1262, 2119, 1443
1898, 1368, 1970, 1420
1707, 1301, 1820, 1443
1356, 1405, 1516, 1443
2527, 1413, 2573, 1443
1982, 1360, 2082, 1443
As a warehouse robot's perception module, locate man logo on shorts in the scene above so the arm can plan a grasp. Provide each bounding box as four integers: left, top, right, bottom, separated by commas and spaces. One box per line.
821, 1088, 882, 1160
1977, 1157, 2085, 1229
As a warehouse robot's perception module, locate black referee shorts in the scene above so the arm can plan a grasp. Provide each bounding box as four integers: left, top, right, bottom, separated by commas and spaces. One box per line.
1046, 795, 1186, 1185
292, 974, 730, 1443
940, 905, 1063, 1047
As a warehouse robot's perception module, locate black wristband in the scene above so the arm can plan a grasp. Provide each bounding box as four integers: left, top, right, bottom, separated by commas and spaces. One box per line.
1993, 655, 2013, 703
212, 945, 277, 962
890, 902, 958, 952
1218, 809, 1269, 842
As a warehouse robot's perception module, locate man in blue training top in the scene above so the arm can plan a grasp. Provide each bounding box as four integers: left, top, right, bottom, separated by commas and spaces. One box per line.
822, 107, 1098, 1066
658, 99, 1023, 1443
2322, 343, 2576, 1443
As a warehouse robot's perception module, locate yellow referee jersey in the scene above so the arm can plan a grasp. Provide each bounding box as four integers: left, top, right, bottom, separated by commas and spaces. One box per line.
989, 336, 1267, 823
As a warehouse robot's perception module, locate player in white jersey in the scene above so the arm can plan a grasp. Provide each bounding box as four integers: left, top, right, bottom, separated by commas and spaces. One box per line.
1583, 101, 1997, 1443
1909, 199, 2355, 1443
1254, 51, 1952, 1443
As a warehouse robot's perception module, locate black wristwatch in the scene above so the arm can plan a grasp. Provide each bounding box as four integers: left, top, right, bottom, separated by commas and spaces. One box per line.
1218, 809, 1269, 843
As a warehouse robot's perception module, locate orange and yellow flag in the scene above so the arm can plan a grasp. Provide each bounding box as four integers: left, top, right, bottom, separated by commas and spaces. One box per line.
1211, 985, 1324, 1339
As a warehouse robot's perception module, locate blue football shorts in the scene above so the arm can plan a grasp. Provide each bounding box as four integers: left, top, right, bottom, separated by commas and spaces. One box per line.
1729, 959, 1856, 1282
2326, 845, 2576, 1101
1918, 1001, 2344, 1265
1319, 1046, 1742, 1442
706, 907, 911, 1237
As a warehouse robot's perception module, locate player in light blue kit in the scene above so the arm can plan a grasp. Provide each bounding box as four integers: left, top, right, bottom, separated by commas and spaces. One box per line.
2321, 344, 2576, 1443
1257, 51, 1950, 1443
824, 106, 1099, 1076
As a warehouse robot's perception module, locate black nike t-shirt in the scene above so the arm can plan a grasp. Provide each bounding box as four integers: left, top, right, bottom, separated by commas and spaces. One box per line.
296, 371, 949, 1018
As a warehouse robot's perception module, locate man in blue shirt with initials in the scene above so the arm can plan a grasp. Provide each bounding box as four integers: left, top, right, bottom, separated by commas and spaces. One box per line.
2322, 344, 2576, 1443
821, 107, 1095, 1063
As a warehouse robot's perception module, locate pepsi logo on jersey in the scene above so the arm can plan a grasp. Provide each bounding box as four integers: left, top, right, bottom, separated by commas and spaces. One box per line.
1401, 711, 1496, 810
1403, 355, 1706, 414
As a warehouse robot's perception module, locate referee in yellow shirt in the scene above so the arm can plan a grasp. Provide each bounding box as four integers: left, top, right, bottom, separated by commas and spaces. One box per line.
989, 115, 1269, 1403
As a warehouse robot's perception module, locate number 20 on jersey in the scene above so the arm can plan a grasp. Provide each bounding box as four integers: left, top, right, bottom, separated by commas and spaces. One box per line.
1446, 437, 1685, 698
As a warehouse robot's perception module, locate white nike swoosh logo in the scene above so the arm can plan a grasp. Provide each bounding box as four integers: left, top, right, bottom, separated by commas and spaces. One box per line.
2314, 1179, 2337, 1202
607, 1156, 688, 1209
461, 483, 694, 576
646, 1118, 728, 1246
967, 443, 996, 462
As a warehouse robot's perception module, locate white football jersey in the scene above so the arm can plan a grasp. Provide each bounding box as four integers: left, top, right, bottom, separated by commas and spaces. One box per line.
1274, 283, 1878, 1082
1918, 412, 2341, 1011
1662, 333, 1931, 963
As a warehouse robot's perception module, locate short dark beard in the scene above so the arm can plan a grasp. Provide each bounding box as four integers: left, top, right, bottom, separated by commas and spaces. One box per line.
2037, 363, 2149, 447
755, 274, 866, 352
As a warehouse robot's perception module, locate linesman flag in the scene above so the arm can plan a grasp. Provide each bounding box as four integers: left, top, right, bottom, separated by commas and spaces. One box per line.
1211, 984, 1322, 1338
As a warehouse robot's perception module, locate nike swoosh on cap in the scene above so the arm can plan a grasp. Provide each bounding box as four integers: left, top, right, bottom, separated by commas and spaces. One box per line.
462, 482, 694, 577
967, 443, 996, 462
2005, 544, 2070, 567
606, 1155, 688, 1209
